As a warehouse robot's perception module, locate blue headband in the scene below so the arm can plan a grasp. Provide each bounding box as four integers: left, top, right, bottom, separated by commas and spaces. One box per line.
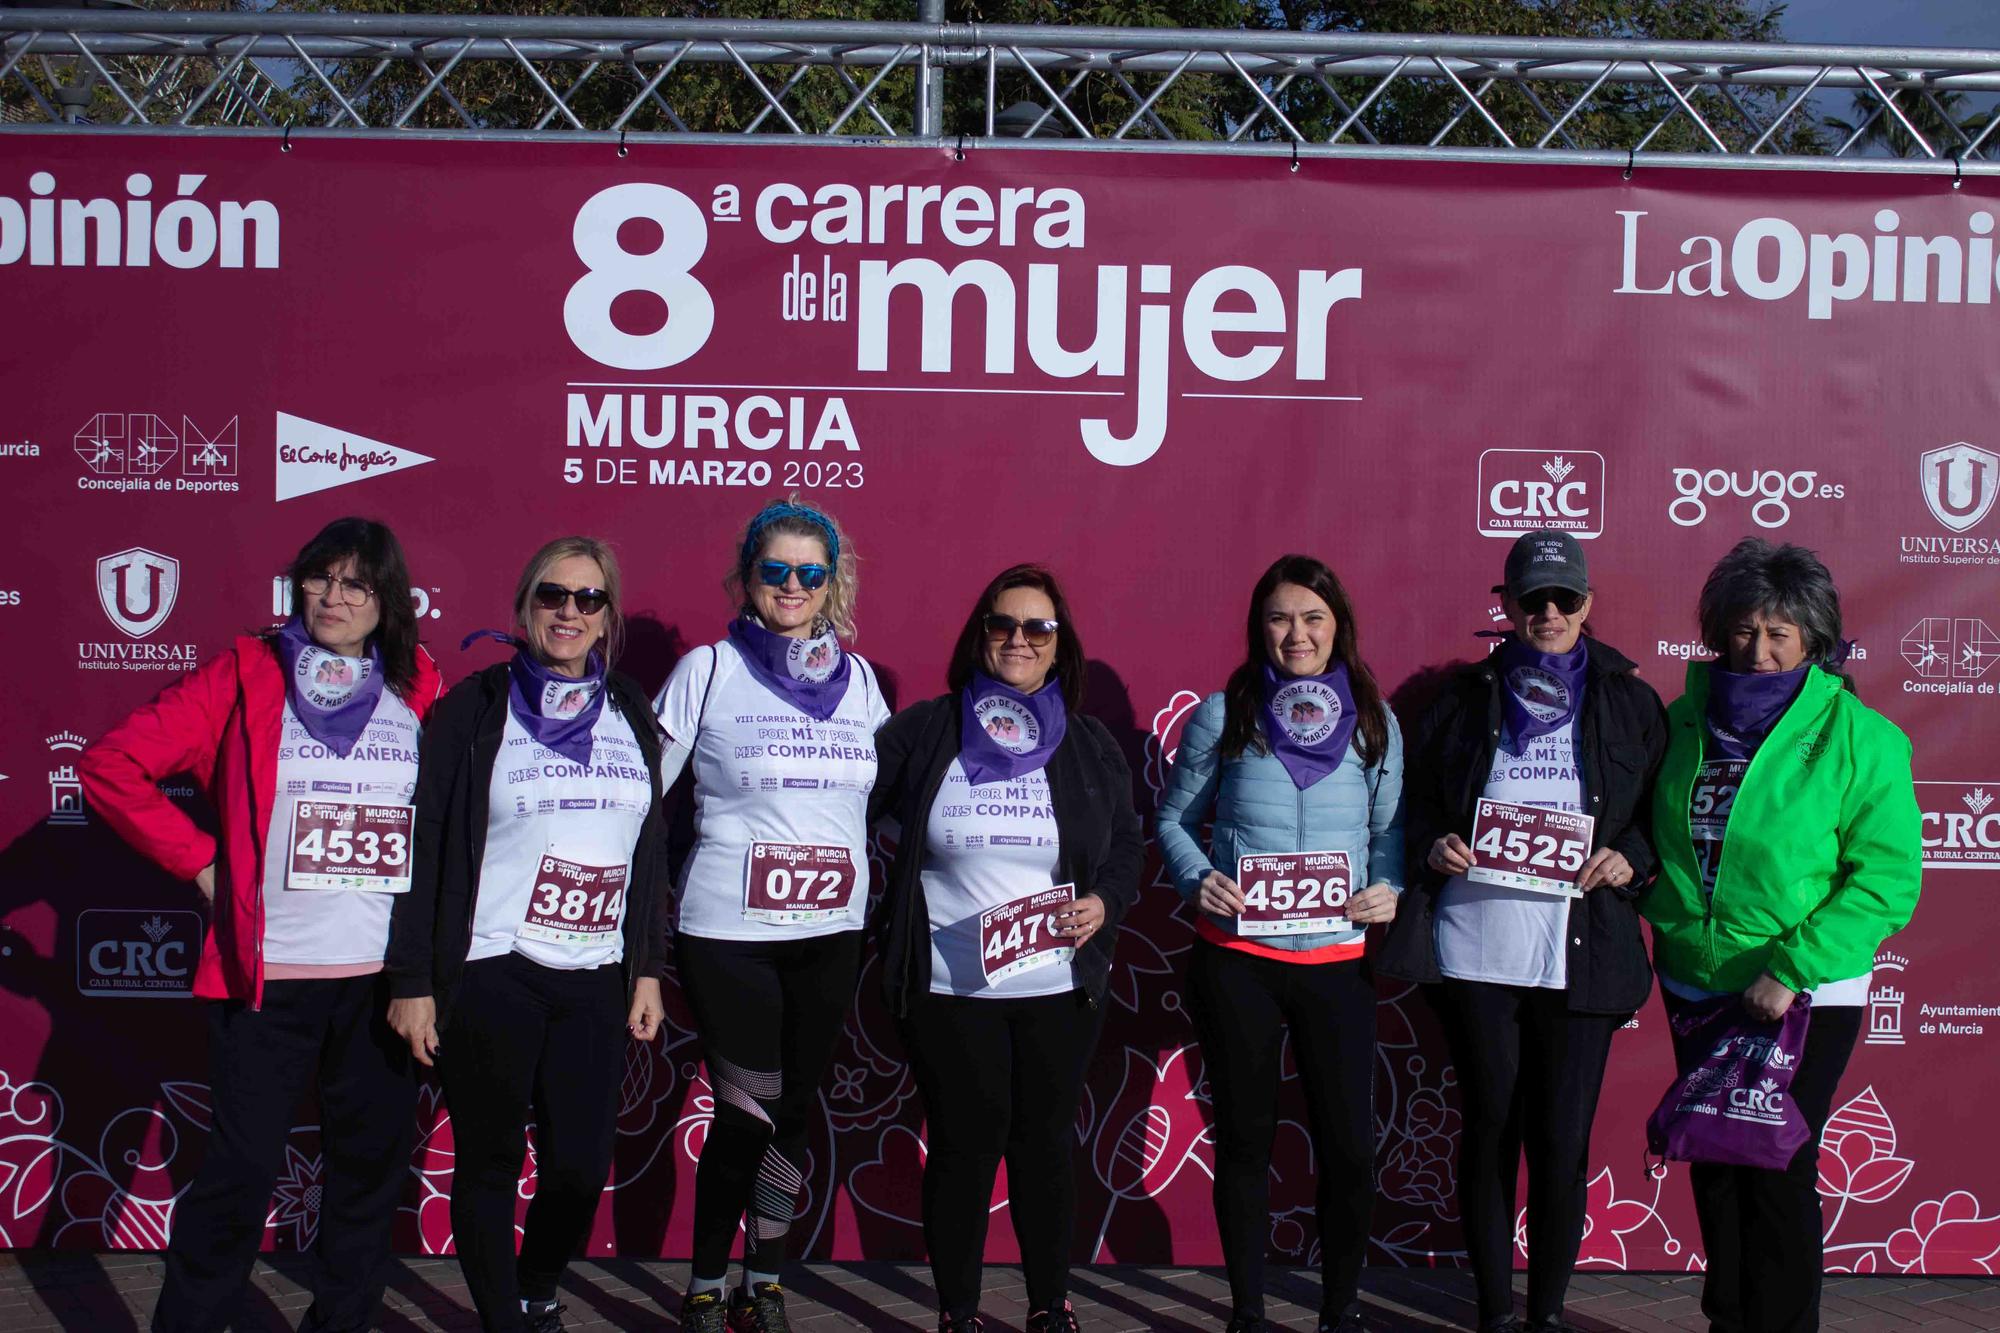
741, 501, 840, 566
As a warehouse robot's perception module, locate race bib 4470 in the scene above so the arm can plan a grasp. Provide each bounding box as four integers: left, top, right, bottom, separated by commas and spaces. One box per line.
979, 884, 1076, 984
287, 799, 413, 893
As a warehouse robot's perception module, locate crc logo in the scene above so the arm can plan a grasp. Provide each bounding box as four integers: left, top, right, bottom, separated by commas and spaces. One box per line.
1917, 782, 2000, 867
1902, 617, 2000, 680
1921, 443, 1998, 533
73, 413, 239, 478
1723, 1077, 1788, 1124
269, 575, 442, 620
1669, 468, 1844, 528
76, 909, 201, 998
96, 547, 180, 639
564, 183, 713, 370
1476, 449, 1603, 539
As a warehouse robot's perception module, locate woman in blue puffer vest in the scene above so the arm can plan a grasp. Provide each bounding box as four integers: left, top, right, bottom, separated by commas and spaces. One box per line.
1157, 554, 1404, 1333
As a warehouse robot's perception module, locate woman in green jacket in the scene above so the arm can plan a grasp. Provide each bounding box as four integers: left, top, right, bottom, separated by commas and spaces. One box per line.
1644, 538, 1920, 1333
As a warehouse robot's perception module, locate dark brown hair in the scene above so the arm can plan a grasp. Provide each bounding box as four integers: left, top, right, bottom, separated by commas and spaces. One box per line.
1220, 554, 1388, 768
945, 564, 1086, 713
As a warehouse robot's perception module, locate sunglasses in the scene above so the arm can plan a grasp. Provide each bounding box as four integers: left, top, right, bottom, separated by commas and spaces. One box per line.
755, 561, 831, 591
1517, 587, 1588, 615
983, 614, 1060, 646
533, 583, 611, 616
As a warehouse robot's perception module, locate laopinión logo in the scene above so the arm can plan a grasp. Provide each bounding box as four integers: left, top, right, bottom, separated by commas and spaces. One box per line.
81, 547, 197, 674
1903, 443, 2000, 568
76, 909, 202, 997
1668, 466, 1844, 528
46, 729, 85, 826
73, 412, 240, 493
1900, 616, 2000, 695
1916, 781, 2000, 868
1476, 450, 1604, 539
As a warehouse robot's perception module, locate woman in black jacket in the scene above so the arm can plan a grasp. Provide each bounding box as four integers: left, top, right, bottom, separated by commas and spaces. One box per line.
871, 563, 1144, 1333
1378, 531, 1665, 1333
386, 536, 670, 1333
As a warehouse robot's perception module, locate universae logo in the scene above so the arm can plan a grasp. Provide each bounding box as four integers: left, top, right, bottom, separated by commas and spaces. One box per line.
1920, 443, 1999, 533
95, 547, 179, 639
1476, 450, 1604, 539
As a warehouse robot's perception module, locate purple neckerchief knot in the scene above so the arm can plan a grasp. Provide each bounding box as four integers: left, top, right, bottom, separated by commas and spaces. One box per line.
727, 616, 851, 722
959, 671, 1067, 788
1706, 663, 1808, 761
278, 616, 384, 758
462, 627, 607, 768
1498, 636, 1588, 756
1259, 660, 1359, 790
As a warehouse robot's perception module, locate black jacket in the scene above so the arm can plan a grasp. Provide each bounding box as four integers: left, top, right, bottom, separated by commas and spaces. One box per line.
1376, 637, 1667, 1015
387, 663, 672, 1027
869, 694, 1145, 1018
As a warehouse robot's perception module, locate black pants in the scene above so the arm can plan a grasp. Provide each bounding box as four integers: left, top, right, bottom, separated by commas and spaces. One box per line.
438, 954, 626, 1333
152, 975, 413, 1333
1185, 941, 1376, 1319
1664, 993, 1862, 1333
676, 930, 863, 1280
899, 988, 1106, 1320
1435, 979, 1623, 1326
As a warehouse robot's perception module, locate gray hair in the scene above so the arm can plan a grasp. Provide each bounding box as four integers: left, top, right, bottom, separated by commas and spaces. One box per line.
1697, 538, 1843, 666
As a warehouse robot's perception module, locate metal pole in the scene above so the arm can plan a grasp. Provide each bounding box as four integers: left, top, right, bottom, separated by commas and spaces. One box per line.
919, 0, 943, 136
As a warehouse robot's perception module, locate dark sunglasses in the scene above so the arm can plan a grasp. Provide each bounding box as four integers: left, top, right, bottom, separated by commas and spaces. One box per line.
755, 560, 831, 591
533, 583, 611, 615
1517, 587, 1588, 615
983, 613, 1060, 646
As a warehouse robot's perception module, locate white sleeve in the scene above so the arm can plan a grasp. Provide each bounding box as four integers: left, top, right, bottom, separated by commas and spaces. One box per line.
654, 645, 715, 749
857, 655, 892, 730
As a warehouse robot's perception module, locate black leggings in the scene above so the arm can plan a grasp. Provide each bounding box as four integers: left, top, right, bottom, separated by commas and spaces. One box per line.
438, 954, 627, 1333
1665, 993, 1862, 1333
1185, 941, 1377, 1320
899, 988, 1106, 1320
1435, 978, 1623, 1326
676, 930, 863, 1281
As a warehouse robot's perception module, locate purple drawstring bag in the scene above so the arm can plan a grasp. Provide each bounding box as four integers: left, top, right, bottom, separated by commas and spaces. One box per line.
1646, 991, 1813, 1172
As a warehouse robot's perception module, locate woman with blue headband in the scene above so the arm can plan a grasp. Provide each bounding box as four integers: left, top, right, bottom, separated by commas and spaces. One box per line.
655, 497, 889, 1333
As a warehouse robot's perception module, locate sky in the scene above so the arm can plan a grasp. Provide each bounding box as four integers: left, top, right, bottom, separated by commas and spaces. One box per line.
1775, 0, 2000, 49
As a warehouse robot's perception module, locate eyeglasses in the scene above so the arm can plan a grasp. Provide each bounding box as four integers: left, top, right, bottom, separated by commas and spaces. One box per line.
755, 561, 831, 591
1517, 587, 1588, 615
983, 614, 1060, 646
301, 573, 376, 606
533, 583, 611, 616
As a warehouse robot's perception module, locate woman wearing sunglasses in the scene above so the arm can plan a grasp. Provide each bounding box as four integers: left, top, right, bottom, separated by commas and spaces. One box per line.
387, 537, 671, 1333
1380, 530, 1665, 1333
81, 517, 442, 1333
654, 498, 890, 1333
869, 564, 1144, 1333
1154, 554, 1403, 1333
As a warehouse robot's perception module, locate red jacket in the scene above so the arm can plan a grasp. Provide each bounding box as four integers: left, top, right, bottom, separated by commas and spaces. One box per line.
80, 634, 445, 1006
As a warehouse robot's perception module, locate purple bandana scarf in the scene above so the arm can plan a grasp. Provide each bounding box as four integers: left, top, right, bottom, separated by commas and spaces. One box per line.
728, 616, 851, 722
1706, 663, 1808, 761
1499, 636, 1589, 756
1259, 660, 1359, 790
464, 629, 608, 768
959, 671, 1067, 787
278, 616, 384, 758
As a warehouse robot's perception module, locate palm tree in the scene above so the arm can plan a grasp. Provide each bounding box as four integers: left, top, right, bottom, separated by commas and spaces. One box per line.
1825, 85, 1992, 159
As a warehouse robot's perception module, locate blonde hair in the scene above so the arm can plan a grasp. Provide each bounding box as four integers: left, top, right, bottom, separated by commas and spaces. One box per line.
514, 535, 625, 669
725, 494, 858, 640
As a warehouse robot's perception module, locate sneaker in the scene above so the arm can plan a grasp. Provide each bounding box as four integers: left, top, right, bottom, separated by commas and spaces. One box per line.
728, 1282, 793, 1333
1224, 1317, 1269, 1333
1479, 1319, 1526, 1333
1027, 1301, 1081, 1333
522, 1298, 565, 1333
681, 1289, 731, 1333
1318, 1302, 1366, 1332
937, 1314, 985, 1333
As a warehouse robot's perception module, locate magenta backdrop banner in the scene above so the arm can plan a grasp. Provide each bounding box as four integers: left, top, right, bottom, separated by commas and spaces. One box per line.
3, 136, 1999, 1278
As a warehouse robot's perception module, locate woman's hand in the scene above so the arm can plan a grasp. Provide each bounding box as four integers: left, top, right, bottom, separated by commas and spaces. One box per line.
193, 863, 216, 907
388, 996, 441, 1068
1347, 882, 1398, 926
1575, 848, 1635, 893
1742, 973, 1798, 1022
1426, 834, 1476, 876
1054, 893, 1107, 948
1196, 870, 1245, 917
627, 977, 664, 1043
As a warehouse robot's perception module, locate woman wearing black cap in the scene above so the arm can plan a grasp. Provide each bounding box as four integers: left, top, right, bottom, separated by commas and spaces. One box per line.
1379, 530, 1666, 1333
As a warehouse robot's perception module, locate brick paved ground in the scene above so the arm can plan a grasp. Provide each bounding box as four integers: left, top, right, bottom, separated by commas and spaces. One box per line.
4, 1252, 1998, 1331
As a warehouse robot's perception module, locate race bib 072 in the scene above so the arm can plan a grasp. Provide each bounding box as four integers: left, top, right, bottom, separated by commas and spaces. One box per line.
743, 841, 861, 924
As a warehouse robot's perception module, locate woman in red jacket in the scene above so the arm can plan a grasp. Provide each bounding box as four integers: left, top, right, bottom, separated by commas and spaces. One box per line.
81, 517, 443, 1333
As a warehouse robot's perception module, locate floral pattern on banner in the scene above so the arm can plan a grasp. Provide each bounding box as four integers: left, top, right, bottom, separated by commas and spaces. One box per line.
0, 693, 1990, 1276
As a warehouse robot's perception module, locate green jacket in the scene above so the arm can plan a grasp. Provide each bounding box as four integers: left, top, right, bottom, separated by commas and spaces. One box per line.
1643, 662, 1920, 995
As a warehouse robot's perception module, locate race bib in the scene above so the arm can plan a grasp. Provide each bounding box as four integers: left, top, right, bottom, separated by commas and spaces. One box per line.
1690, 758, 1747, 841
286, 799, 413, 893
1466, 799, 1594, 898
520, 853, 628, 947
743, 841, 861, 924
979, 884, 1076, 984
1234, 850, 1352, 936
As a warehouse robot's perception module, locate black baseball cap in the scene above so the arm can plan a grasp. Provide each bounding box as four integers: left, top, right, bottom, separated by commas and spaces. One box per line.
1499, 530, 1590, 600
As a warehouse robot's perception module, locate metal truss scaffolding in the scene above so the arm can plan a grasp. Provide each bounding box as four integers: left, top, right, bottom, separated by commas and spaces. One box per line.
5, 8, 2000, 173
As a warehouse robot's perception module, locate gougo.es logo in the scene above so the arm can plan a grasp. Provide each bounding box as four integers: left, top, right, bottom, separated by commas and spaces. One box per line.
1669, 467, 1845, 529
